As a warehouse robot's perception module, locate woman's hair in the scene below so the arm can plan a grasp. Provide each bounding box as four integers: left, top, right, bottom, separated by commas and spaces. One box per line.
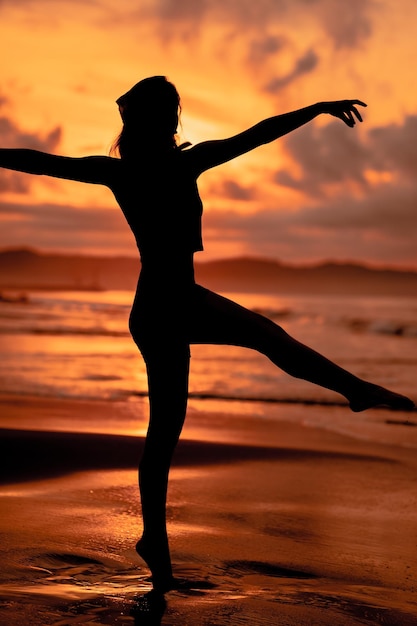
110, 76, 183, 158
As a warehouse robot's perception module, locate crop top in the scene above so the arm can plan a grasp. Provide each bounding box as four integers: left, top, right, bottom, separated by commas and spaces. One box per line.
110, 149, 204, 260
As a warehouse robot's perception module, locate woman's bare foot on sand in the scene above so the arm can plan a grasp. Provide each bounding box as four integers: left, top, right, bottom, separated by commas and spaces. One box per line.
136, 536, 176, 593
348, 383, 415, 413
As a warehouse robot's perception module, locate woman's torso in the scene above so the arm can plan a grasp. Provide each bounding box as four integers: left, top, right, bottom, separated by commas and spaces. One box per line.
107, 148, 204, 348
109, 148, 203, 271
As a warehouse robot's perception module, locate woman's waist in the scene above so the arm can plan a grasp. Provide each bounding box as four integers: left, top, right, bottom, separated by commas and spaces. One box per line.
131, 274, 199, 321
139, 254, 195, 283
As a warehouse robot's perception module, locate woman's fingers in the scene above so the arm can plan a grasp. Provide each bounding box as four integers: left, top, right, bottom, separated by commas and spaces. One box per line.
337, 100, 367, 126
346, 110, 355, 125
351, 99, 367, 108
337, 109, 354, 127
348, 100, 366, 123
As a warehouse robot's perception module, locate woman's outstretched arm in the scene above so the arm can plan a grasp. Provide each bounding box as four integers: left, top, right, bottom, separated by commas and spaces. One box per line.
188, 100, 366, 174
0, 149, 117, 186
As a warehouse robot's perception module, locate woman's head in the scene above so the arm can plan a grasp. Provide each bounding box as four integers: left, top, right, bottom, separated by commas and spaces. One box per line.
112, 76, 181, 158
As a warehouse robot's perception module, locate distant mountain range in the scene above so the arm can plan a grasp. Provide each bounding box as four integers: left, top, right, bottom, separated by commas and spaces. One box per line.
1, 248, 417, 296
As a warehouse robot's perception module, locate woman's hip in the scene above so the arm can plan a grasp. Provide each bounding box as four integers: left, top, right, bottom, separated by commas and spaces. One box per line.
128, 283, 204, 358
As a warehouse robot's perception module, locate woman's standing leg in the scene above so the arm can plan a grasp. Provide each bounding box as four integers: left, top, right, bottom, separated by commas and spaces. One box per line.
136, 345, 190, 592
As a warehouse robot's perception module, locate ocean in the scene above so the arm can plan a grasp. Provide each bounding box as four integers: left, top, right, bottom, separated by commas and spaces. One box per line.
0, 288, 416, 447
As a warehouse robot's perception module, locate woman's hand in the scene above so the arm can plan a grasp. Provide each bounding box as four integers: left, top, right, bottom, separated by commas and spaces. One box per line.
321, 100, 367, 127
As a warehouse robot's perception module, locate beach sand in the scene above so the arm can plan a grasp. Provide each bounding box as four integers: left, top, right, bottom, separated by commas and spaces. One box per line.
1, 394, 417, 625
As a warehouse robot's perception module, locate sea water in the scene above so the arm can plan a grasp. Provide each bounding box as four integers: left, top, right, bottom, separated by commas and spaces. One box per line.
0, 289, 416, 446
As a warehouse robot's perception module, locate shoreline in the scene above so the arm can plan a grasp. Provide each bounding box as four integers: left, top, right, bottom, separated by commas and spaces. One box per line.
1, 392, 417, 485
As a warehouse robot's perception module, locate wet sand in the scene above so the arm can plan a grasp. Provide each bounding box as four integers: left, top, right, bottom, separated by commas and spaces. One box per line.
1, 394, 417, 625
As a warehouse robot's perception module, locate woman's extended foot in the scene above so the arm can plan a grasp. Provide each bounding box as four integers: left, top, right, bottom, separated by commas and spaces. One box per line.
348, 383, 415, 413
136, 536, 176, 592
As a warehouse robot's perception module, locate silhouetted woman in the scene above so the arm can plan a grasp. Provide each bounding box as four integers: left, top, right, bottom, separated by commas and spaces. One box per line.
0, 76, 414, 593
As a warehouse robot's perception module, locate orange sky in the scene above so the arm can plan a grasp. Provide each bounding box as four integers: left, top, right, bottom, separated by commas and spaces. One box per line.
1, 0, 417, 268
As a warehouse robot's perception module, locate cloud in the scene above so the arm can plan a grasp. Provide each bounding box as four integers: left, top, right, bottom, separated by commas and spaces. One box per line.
211, 179, 257, 201
204, 183, 417, 265
297, 182, 417, 237
368, 116, 417, 179
0, 117, 61, 152
0, 200, 134, 254
143, 0, 376, 49
274, 121, 370, 196
275, 114, 417, 197
246, 34, 287, 66
264, 49, 319, 94
144, 0, 278, 33
0, 0, 97, 8
0, 109, 62, 193
318, 0, 375, 49
152, 0, 210, 22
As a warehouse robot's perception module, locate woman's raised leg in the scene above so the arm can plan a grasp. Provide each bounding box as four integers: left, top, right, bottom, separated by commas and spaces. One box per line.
136, 345, 190, 592
188, 288, 414, 412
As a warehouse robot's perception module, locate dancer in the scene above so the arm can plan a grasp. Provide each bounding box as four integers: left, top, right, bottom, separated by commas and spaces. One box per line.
0, 76, 414, 593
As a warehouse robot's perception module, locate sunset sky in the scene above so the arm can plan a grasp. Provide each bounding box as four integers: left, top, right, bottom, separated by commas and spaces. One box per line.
0, 0, 416, 268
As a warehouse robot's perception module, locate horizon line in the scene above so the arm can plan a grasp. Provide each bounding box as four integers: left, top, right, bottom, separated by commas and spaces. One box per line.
1, 245, 417, 274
